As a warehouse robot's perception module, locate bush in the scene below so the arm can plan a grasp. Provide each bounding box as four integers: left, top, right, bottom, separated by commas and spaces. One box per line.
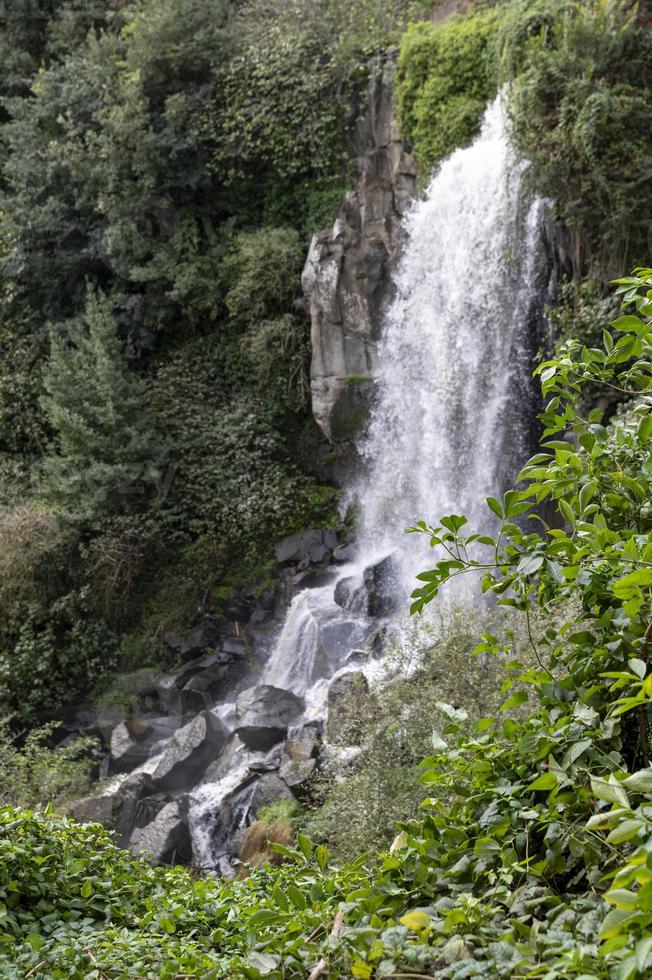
396, 8, 501, 173
222, 227, 304, 327
0, 723, 93, 809
309, 606, 534, 861
0, 590, 120, 725
0, 502, 74, 625
500, 0, 652, 274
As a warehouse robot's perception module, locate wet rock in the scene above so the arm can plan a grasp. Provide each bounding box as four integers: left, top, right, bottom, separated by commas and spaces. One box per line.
327, 671, 370, 745
334, 575, 356, 608
68, 794, 114, 826
109, 715, 179, 774
364, 554, 398, 616
151, 711, 228, 792
274, 529, 336, 566
249, 772, 295, 812
221, 636, 246, 657
333, 543, 356, 563
279, 724, 320, 789
179, 664, 230, 718
249, 743, 283, 774
181, 616, 225, 659
235, 685, 304, 751
292, 567, 338, 593
129, 800, 192, 865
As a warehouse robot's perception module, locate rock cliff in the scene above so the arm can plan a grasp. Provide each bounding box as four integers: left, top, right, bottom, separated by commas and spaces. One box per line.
302, 53, 417, 446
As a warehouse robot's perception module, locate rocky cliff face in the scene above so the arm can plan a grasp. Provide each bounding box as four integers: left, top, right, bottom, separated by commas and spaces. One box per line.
302, 54, 417, 446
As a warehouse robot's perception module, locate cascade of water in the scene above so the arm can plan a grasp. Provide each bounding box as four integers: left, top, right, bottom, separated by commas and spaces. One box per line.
355, 97, 547, 601
184, 97, 548, 870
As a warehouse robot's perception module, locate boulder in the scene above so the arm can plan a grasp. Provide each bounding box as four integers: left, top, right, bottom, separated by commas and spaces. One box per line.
68, 794, 114, 826
235, 685, 304, 751
179, 664, 230, 718
129, 800, 192, 865
333, 543, 356, 563
249, 773, 295, 813
279, 725, 320, 789
274, 529, 337, 566
181, 616, 225, 659
151, 711, 228, 792
364, 554, 398, 617
109, 715, 179, 774
327, 671, 370, 746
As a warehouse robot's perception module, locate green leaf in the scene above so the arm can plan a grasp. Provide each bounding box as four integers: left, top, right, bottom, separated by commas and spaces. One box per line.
623, 769, 652, 794
296, 832, 312, 861
517, 554, 544, 576
431, 731, 448, 752
247, 951, 280, 975
613, 568, 652, 599
628, 658, 647, 679
528, 772, 557, 791
606, 820, 643, 844
638, 413, 652, 442
487, 496, 503, 519
611, 314, 645, 334
591, 776, 630, 808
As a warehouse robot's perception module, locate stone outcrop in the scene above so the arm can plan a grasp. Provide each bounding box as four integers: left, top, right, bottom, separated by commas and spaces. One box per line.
151, 711, 228, 792
327, 671, 370, 746
302, 53, 417, 446
235, 685, 304, 751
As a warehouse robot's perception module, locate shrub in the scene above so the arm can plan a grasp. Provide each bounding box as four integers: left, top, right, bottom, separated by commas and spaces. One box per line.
396, 8, 501, 173
500, 0, 652, 275
0, 722, 93, 809
0, 590, 120, 724
309, 606, 534, 861
0, 502, 74, 624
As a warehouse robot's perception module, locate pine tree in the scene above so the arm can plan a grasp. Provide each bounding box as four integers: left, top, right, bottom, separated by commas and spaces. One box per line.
40, 287, 164, 522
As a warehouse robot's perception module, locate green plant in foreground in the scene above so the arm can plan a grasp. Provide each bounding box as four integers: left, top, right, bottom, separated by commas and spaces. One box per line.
3, 272, 652, 978
403, 268, 652, 976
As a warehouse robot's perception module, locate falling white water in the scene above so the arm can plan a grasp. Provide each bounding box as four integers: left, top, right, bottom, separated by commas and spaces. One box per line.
184, 97, 548, 871
355, 96, 547, 601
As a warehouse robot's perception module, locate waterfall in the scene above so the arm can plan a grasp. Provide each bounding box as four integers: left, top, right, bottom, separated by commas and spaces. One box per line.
355, 97, 547, 600
184, 97, 548, 871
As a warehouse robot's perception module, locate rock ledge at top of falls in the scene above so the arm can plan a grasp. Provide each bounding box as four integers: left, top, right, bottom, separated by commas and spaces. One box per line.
302, 52, 417, 448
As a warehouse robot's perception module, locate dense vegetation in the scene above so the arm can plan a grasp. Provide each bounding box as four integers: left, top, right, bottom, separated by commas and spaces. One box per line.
397, 0, 652, 278
0, 0, 418, 723
1, 1, 652, 977
2, 271, 652, 978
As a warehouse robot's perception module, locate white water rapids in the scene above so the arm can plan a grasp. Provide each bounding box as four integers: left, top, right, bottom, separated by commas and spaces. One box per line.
187, 97, 548, 870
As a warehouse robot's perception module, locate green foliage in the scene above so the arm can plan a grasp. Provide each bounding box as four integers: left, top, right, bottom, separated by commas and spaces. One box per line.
40, 288, 165, 523
396, 0, 652, 276
0, 590, 119, 725
396, 9, 501, 173
309, 607, 534, 863
0, 723, 93, 809
399, 269, 652, 975
0, 502, 74, 627
0, 808, 366, 978
500, 0, 652, 274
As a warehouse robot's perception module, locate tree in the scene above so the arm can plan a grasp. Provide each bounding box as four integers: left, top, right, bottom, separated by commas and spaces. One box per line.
40, 287, 164, 523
